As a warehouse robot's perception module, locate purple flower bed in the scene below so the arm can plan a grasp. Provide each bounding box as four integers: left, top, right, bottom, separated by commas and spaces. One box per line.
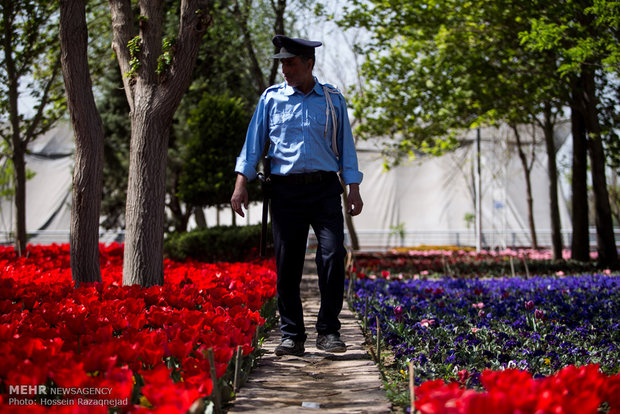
350, 272, 620, 387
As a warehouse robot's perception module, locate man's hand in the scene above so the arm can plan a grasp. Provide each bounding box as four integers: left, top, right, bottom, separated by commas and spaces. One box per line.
347, 183, 363, 216
231, 174, 249, 217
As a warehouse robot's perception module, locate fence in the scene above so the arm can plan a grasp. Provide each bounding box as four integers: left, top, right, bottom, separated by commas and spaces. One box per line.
335, 228, 620, 251
1, 228, 619, 252
0, 230, 123, 246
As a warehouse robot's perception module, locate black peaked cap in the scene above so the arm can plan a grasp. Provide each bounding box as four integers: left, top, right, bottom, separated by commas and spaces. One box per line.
271, 35, 322, 59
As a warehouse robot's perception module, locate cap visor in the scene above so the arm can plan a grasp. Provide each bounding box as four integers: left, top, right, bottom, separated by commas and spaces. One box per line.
270, 51, 297, 59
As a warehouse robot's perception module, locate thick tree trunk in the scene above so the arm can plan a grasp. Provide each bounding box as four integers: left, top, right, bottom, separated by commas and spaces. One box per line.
60, 0, 105, 286
512, 125, 538, 249
110, 0, 210, 286
542, 106, 563, 260
582, 68, 618, 269
570, 76, 590, 262
123, 109, 170, 286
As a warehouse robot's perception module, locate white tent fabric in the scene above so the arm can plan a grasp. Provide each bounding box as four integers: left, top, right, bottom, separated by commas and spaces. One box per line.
0, 121, 574, 249
0, 123, 74, 244
350, 122, 573, 248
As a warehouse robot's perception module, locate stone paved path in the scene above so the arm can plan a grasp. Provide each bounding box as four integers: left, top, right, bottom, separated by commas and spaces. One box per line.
228, 258, 393, 413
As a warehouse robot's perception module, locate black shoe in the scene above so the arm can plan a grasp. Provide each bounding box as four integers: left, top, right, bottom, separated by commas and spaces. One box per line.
275, 338, 305, 356
316, 334, 346, 353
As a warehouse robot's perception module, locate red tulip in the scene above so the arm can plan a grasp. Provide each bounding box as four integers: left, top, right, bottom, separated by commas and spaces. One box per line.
0, 243, 279, 412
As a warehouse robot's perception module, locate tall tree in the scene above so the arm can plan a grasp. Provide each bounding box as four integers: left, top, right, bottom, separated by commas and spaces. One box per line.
541, 104, 563, 259
108, 0, 212, 286
98, 0, 290, 235
582, 66, 617, 268
520, 0, 619, 268
569, 74, 590, 262
59, 0, 105, 286
0, 0, 64, 254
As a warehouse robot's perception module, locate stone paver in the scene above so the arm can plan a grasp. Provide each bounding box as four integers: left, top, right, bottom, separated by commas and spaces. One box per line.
228, 258, 393, 413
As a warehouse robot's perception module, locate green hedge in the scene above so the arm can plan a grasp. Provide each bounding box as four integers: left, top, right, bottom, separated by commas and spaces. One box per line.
164, 225, 273, 263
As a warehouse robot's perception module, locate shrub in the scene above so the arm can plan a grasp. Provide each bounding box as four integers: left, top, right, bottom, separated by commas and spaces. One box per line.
164, 225, 273, 263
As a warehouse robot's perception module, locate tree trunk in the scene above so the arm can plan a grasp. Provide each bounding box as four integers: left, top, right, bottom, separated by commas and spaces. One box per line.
194, 207, 207, 229
111, 0, 210, 286
123, 110, 170, 286
512, 125, 538, 249
542, 105, 563, 260
11, 144, 27, 255
570, 75, 590, 262
60, 0, 105, 286
582, 68, 619, 269
2, 0, 27, 255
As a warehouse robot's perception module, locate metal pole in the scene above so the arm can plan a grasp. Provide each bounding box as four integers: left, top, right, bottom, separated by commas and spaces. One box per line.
475, 128, 482, 252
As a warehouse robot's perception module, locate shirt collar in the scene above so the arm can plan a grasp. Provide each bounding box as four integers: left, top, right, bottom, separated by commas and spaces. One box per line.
283, 77, 323, 96
313, 78, 325, 96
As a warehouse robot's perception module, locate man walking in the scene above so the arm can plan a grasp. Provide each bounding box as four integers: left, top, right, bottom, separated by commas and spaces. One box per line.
231, 35, 363, 356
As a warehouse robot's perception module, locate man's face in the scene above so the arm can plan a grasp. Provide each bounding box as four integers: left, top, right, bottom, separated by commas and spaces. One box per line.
280, 56, 313, 88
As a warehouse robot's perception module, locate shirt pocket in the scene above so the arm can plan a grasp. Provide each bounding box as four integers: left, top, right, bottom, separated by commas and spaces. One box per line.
269, 110, 302, 139
308, 109, 327, 129
270, 111, 294, 126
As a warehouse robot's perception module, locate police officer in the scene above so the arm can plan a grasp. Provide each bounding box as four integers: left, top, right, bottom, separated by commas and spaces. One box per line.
231, 35, 363, 356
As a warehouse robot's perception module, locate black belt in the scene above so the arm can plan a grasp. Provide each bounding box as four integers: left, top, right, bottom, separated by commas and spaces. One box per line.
270, 171, 337, 185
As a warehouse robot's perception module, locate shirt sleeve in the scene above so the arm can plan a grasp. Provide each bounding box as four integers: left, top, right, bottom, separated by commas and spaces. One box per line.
235, 93, 269, 181
337, 95, 364, 185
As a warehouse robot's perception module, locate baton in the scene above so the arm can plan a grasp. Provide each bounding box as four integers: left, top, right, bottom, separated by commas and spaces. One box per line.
257, 157, 271, 257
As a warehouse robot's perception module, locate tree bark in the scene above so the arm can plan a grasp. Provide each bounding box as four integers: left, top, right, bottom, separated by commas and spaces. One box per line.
512, 125, 538, 249
542, 105, 563, 260
570, 75, 590, 262
109, 0, 210, 286
194, 207, 207, 229
11, 143, 27, 255
60, 0, 105, 286
2, 0, 26, 254
582, 67, 618, 269
123, 110, 170, 286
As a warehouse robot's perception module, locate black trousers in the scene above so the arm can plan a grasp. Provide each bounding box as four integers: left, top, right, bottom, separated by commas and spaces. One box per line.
269, 173, 346, 342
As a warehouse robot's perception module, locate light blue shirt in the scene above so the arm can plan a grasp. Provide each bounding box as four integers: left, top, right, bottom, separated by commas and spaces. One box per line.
235, 79, 363, 185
